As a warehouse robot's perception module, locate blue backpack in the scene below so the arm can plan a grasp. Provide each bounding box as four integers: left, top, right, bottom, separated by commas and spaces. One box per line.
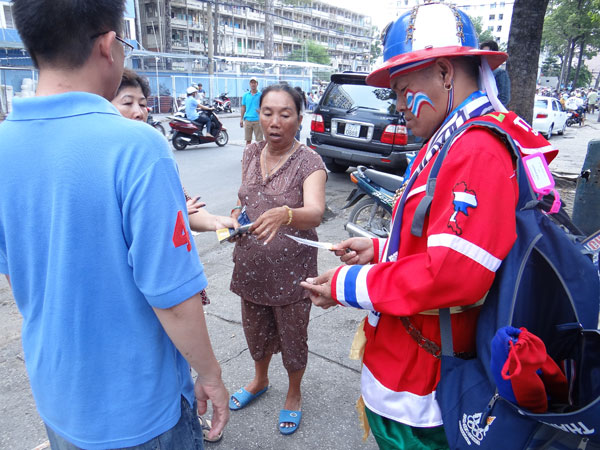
413, 115, 600, 449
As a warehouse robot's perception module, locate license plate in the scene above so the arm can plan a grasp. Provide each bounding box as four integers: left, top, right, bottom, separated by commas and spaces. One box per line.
344, 123, 360, 138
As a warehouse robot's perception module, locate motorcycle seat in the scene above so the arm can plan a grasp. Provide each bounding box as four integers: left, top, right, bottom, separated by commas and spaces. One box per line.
168, 116, 191, 123
363, 167, 404, 192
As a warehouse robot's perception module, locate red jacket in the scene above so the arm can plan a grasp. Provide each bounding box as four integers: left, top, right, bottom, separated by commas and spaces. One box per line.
331, 125, 519, 426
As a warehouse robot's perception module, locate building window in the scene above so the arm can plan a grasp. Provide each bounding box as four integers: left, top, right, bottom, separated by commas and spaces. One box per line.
489, 14, 495, 20
3, 4, 14, 28
146, 26, 155, 34
487, 26, 493, 31
499, 13, 504, 20
497, 25, 502, 32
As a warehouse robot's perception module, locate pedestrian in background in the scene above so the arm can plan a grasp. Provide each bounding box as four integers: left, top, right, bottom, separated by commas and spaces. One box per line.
480, 40, 511, 107
293, 86, 307, 141
229, 84, 326, 436
0, 0, 228, 448
240, 76, 264, 145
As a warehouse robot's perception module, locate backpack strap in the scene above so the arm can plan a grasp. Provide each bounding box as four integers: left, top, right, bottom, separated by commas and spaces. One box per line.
411, 118, 535, 238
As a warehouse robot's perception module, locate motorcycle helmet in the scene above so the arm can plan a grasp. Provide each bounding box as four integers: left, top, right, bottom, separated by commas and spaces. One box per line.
366, 1, 508, 112
186, 86, 198, 95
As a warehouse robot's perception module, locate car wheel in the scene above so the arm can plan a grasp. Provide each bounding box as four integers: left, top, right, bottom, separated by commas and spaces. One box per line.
545, 124, 553, 139
172, 132, 188, 150
325, 161, 350, 173
557, 121, 566, 135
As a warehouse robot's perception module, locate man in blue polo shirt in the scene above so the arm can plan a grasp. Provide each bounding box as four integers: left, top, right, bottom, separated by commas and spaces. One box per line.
0, 1, 229, 448
240, 77, 263, 145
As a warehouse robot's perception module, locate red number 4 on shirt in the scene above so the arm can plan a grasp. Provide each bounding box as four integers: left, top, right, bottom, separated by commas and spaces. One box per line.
172, 210, 191, 251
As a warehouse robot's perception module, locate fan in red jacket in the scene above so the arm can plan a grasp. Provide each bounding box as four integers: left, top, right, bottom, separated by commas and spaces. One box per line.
302, 2, 528, 448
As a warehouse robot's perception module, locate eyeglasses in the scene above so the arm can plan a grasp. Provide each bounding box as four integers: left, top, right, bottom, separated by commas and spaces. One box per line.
90, 31, 134, 58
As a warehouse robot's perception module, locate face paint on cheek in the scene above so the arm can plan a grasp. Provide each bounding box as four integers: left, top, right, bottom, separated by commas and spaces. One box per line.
406, 90, 436, 118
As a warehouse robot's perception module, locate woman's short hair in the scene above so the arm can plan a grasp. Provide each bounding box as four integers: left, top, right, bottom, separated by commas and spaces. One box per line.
116, 69, 151, 99
259, 84, 304, 116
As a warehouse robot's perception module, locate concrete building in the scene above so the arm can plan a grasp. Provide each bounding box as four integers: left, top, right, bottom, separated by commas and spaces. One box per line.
137, 0, 373, 72
392, 0, 513, 45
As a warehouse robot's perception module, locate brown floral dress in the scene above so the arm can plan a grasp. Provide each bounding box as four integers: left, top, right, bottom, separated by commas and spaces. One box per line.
230, 141, 326, 306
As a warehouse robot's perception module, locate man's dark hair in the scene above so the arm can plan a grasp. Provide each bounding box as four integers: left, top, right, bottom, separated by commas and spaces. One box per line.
12, 0, 126, 69
451, 56, 481, 83
480, 40, 499, 52
259, 84, 304, 117
116, 69, 151, 99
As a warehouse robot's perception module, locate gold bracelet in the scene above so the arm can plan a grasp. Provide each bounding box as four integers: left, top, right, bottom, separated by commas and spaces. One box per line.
283, 205, 293, 225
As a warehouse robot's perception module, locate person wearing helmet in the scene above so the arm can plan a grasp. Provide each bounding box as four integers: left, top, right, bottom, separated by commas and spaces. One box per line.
302, 3, 528, 448
185, 86, 214, 137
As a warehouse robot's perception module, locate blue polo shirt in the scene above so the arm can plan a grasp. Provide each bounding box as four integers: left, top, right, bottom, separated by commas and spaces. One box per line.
0, 92, 207, 449
185, 95, 199, 120
242, 90, 262, 121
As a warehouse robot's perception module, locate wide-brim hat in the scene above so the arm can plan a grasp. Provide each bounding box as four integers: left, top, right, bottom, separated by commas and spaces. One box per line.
367, 2, 508, 88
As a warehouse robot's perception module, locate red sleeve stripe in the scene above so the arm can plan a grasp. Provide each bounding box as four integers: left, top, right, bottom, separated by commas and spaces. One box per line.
428, 233, 502, 272
372, 238, 386, 263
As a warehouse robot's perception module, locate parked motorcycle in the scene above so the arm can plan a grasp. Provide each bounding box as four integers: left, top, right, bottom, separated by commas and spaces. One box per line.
147, 107, 166, 136
212, 92, 232, 113
167, 110, 229, 150
566, 107, 585, 127
342, 165, 404, 238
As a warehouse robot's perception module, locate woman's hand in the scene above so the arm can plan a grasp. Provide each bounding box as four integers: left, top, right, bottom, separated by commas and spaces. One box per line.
214, 215, 239, 231
250, 206, 288, 244
186, 197, 206, 215
332, 237, 374, 265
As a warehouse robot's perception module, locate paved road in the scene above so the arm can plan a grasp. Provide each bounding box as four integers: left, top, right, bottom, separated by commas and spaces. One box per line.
1, 112, 598, 450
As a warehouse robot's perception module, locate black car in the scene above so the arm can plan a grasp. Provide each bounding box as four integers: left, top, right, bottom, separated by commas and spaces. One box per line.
307, 72, 423, 175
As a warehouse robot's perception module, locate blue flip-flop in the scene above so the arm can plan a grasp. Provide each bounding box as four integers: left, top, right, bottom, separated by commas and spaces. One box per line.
279, 409, 302, 435
229, 386, 269, 411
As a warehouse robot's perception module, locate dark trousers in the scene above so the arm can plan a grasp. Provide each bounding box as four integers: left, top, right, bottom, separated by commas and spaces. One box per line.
192, 114, 212, 135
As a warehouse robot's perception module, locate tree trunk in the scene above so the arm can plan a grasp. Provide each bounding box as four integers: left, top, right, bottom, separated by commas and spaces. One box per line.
164, 0, 172, 70
214, 0, 219, 56
565, 38, 578, 87
573, 37, 585, 87
264, 0, 274, 59
506, 0, 550, 123
559, 38, 572, 89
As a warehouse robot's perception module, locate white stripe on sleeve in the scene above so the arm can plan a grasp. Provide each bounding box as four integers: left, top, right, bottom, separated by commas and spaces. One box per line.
428, 233, 502, 272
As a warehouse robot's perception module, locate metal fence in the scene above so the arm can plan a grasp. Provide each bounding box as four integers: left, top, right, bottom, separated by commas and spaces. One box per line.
0, 66, 37, 116
1, 66, 314, 115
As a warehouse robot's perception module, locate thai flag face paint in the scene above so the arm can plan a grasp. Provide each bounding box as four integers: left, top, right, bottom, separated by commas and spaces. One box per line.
406, 90, 435, 118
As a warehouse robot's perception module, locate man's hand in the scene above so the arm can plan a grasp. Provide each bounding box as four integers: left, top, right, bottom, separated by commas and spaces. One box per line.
239, 119, 244, 128
195, 377, 229, 441
332, 237, 374, 265
301, 268, 338, 309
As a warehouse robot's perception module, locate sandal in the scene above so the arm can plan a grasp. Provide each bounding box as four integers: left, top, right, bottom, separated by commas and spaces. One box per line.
199, 415, 223, 443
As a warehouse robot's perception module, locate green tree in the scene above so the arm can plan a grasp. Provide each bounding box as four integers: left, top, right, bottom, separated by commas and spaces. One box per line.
470, 15, 496, 44
370, 25, 382, 61
287, 40, 331, 65
540, 56, 561, 77
543, 0, 600, 88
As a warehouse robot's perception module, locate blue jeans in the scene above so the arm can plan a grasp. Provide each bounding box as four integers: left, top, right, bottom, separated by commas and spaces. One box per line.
45, 396, 204, 450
